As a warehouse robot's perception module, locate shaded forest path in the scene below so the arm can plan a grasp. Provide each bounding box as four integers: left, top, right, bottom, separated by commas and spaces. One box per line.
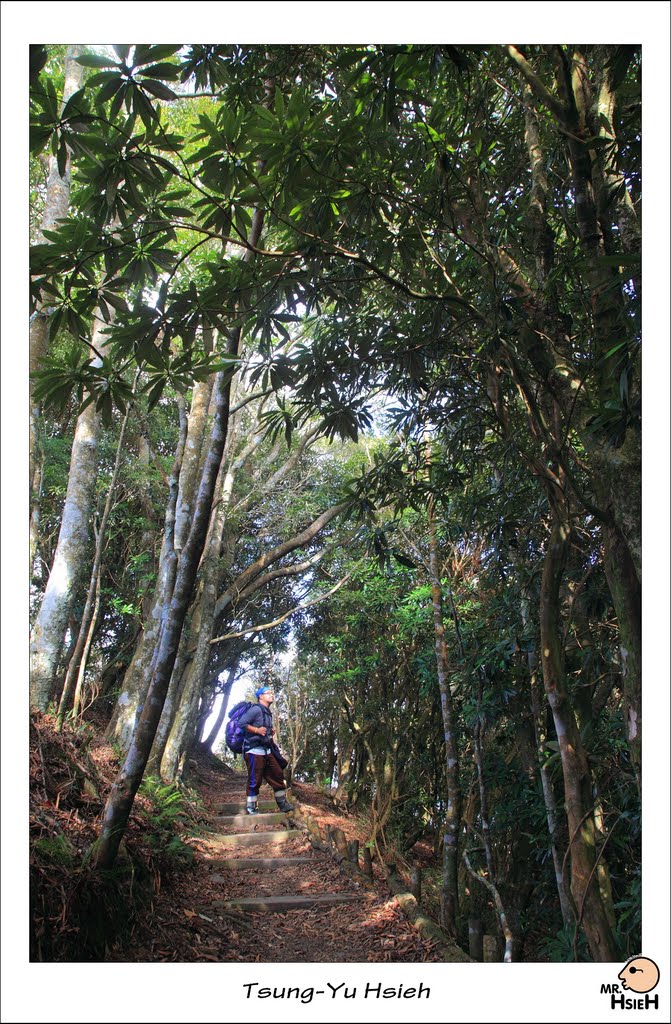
109, 754, 466, 963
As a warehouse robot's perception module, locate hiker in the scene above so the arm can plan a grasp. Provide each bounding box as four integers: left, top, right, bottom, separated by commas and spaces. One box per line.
238, 686, 294, 816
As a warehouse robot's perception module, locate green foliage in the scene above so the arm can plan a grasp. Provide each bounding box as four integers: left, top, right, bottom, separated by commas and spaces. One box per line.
539, 924, 591, 963
139, 775, 187, 827
138, 776, 194, 864
30, 43, 641, 442
614, 870, 642, 957
31, 42, 641, 961
33, 833, 77, 866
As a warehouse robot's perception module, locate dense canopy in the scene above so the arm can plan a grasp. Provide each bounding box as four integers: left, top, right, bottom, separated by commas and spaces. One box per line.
27, 41, 643, 965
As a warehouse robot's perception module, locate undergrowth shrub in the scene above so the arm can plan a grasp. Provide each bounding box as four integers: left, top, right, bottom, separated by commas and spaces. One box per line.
138, 776, 195, 865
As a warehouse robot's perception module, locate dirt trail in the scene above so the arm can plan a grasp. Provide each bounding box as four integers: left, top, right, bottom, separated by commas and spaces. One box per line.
107, 755, 451, 963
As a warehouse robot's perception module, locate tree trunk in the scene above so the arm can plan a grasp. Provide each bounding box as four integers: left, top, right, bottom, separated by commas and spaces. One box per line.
159, 467, 230, 780
30, 321, 109, 711
199, 664, 237, 750
95, 209, 265, 868
324, 713, 337, 784
602, 521, 642, 788
71, 571, 102, 719
472, 723, 495, 881
521, 582, 575, 930
529, 670, 575, 929
427, 491, 461, 938
30, 47, 85, 569
96, 363, 236, 864
507, 47, 642, 778
157, 412, 245, 777
463, 851, 514, 963
173, 378, 214, 554
334, 723, 355, 806
57, 399, 133, 725
147, 649, 189, 774
106, 397, 187, 749
540, 520, 618, 962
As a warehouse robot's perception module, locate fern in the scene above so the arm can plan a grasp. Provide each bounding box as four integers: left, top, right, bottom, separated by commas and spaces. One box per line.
539, 924, 590, 963
137, 775, 194, 862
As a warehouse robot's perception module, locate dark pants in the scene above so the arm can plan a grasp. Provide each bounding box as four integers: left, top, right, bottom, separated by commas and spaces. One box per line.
244, 751, 285, 797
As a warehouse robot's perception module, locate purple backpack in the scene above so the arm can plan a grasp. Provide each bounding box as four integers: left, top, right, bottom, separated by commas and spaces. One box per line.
225, 701, 254, 754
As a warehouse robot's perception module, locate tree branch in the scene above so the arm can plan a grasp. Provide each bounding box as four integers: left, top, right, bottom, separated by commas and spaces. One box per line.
233, 551, 325, 604
214, 501, 349, 618
210, 573, 352, 644
463, 845, 515, 963
506, 45, 568, 122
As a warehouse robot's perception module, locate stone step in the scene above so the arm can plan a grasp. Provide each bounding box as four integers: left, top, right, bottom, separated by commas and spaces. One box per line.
209, 830, 297, 847
214, 811, 291, 827
214, 893, 374, 913
214, 801, 286, 814
206, 856, 314, 871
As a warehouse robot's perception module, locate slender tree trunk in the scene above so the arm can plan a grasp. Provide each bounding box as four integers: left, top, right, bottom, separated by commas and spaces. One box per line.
463, 851, 515, 963
472, 723, 495, 881
540, 520, 618, 961
95, 209, 265, 868
199, 665, 237, 750
427, 491, 461, 938
159, 455, 232, 780
71, 570, 102, 719
30, 318, 111, 711
56, 399, 133, 725
173, 377, 214, 554
30, 47, 85, 569
146, 651, 188, 774
520, 581, 575, 930
195, 637, 248, 748
152, 404, 244, 773
97, 363, 236, 864
155, 665, 196, 780
196, 688, 218, 745
107, 397, 187, 748
602, 521, 642, 788
508, 48, 642, 772
334, 719, 355, 806
590, 46, 641, 292
324, 713, 337, 784
530, 671, 575, 929
134, 432, 161, 617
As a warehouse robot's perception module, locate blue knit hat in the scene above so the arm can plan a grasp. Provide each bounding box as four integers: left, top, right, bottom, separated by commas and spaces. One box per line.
255, 686, 273, 698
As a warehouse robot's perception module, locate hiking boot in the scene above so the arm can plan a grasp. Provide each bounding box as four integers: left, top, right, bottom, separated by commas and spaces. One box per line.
245, 803, 259, 815
276, 797, 294, 813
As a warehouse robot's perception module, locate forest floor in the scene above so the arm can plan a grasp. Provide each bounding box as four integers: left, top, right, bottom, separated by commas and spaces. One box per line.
30, 716, 462, 963
106, 753, 452, 963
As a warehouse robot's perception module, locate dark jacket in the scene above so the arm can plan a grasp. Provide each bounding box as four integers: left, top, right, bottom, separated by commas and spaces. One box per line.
238, 702, 274, 753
